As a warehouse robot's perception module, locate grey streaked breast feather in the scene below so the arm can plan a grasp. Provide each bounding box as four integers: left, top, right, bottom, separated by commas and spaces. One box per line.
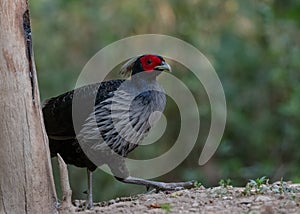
76, 80, 166, 165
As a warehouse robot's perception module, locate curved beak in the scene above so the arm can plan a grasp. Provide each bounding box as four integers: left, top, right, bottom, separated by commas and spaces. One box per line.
154, 61, 172, 72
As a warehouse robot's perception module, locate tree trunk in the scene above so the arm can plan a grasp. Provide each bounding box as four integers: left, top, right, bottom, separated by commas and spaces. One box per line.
0, 0, 57, 213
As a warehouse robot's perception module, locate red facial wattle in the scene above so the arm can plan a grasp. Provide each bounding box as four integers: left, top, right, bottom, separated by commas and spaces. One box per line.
140, 55, 163, 72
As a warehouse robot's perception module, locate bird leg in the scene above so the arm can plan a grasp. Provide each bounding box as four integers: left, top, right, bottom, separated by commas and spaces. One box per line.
108, 157, 195, 192
85, 169, 94, 209
115, 176, 195, 191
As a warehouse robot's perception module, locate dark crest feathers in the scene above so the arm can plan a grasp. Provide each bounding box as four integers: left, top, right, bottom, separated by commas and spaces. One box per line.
119, 56, 140, 78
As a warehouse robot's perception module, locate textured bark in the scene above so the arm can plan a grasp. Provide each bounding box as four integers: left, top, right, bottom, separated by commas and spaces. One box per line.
0, 0, 57, 213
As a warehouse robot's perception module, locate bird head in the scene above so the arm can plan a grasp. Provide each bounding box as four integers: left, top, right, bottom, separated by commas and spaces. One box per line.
120, 54, 171, 79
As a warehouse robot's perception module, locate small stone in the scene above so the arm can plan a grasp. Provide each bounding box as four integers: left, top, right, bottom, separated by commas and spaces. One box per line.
115, 202, 128, 208
286, 200, 297, 207
192, 202, 199, 207
108, 199, 115, 205
170, 191, 183, 197
222, 196, 233, 200
189, 208, 198, 212
239, 199, 252, 204
72, 200, 80, 207
255, 196, 271, 202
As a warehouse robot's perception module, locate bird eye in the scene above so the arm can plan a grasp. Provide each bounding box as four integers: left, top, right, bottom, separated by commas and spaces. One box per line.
146, 59, 152, 64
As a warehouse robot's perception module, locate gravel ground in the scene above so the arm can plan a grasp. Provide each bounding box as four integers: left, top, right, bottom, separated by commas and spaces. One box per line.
70, 182, 300, 214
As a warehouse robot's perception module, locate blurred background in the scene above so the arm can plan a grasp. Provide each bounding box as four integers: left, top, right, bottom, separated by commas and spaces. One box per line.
30, 0, 300, 201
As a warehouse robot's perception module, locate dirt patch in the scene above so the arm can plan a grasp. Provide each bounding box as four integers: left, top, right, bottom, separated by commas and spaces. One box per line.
72, 182, 300, 213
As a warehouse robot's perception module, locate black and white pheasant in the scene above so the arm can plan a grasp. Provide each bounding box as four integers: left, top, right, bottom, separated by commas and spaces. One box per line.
42, 54, 194, 209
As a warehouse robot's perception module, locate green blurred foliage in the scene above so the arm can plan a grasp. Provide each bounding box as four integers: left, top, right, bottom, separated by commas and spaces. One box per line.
30, 0, 300, 201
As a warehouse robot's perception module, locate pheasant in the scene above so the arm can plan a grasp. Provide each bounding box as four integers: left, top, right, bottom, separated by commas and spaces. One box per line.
42, 54, 194, 209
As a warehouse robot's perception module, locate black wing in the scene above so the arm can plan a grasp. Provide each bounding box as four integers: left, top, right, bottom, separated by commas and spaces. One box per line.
42, 80, 125, 139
